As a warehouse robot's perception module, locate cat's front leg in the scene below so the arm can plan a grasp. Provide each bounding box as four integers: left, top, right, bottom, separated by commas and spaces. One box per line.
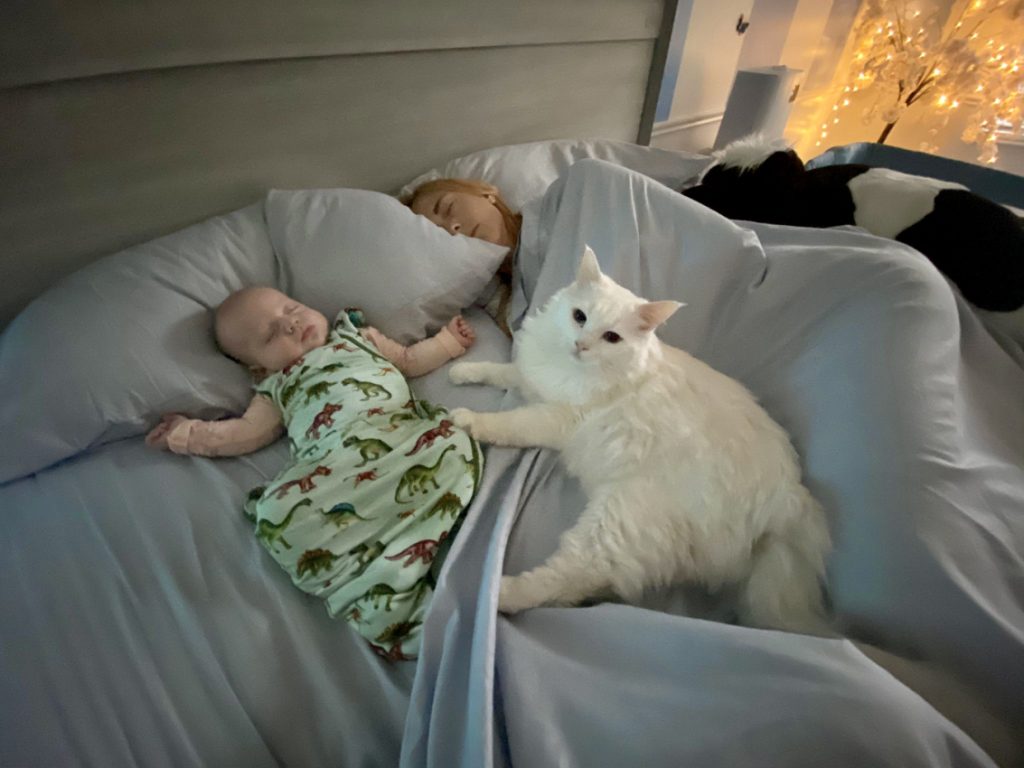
449, 361, 522, 391
498, 496, 640, 613
451, 403, 577, 450
498, 574, 542, 614
498, 554, 612, 613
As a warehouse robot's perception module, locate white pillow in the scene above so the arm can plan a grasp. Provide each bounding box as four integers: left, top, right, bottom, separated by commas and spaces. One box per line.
397, 138, 713, 211
0, 204, 278, 483
266, 188, 509, 345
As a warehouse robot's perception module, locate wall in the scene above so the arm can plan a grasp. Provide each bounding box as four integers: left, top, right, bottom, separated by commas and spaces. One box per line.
652, 0, 1022, 176
652, 0, 845, 154
651, 0, 755, 152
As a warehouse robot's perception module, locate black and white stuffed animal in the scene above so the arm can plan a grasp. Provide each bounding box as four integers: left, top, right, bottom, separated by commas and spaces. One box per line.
683, 135, 1024, 342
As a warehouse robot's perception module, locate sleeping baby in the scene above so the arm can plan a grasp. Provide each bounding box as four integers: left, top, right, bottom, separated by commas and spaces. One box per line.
146, 286, 482, 661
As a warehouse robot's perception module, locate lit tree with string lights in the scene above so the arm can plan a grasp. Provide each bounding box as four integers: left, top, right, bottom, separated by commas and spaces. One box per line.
816, 0, 1023, 163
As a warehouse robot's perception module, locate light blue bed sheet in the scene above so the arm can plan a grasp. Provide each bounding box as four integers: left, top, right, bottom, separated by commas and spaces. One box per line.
404, 160, 1024, 767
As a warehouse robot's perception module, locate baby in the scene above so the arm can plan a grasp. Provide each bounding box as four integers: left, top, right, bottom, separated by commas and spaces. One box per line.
147, 286, 483, 661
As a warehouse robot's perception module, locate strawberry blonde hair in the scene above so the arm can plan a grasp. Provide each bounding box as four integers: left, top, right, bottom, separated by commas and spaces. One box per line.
402, 178, 522, 245
402, 178, 522, 336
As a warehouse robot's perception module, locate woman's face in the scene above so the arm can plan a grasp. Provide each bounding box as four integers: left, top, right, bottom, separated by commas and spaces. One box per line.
410, 188, 514, 247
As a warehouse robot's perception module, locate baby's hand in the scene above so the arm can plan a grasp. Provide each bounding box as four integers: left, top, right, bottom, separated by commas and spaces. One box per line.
447, 315, 476, 349
145, 413, 191, 450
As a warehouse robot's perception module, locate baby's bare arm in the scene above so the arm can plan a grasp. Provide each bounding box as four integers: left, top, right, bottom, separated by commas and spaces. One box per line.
362, 317, 473, 378
146, 395, 283, 457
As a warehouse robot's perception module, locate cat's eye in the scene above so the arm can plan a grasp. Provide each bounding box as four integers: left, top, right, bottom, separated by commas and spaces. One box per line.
572, 308, 586, 325
602, 331, 622, 343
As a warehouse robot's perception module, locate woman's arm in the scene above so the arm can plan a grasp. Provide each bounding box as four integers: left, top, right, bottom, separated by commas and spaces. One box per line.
145, 394, 283, 457
361, 316, 475, 378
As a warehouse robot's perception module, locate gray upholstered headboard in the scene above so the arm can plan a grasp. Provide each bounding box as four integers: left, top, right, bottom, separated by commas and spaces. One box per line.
0, 0, 675, 327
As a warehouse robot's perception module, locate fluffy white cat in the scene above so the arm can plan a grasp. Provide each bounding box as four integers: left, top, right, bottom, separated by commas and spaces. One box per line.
449, 245, 831, 633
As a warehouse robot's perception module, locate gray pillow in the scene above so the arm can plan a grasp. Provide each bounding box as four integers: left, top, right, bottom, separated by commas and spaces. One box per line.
265, 188, 510, 345
0, 203, 278, 483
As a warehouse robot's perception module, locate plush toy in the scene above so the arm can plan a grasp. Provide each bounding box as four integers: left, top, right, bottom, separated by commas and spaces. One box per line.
682, 135, 1024, 342
344, 307, 366, 328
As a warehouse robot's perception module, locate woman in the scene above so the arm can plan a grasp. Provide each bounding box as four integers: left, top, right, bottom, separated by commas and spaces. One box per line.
403, 179, 522, 337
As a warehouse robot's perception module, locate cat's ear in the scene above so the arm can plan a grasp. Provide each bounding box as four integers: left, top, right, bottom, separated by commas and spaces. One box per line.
576, 245, 602, 285
637, 300, 684, 331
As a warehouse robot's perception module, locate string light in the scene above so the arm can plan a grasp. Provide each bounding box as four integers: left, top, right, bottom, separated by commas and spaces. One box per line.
811, 0, 1023, 163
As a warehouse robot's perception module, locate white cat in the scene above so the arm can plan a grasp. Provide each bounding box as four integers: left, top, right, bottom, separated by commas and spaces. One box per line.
449, 245, 831, 632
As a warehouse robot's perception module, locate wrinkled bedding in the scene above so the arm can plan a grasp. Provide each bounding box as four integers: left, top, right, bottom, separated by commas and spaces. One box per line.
405, 160, 1024, 767
3, 159, 1022, 767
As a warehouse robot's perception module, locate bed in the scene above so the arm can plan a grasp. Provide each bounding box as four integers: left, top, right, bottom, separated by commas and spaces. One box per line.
2, 3, 1023, 767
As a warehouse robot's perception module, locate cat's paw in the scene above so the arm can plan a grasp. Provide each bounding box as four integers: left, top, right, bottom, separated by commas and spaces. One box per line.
497, 575, 537, 614
449, 362, 483, 386
450, 407, 478, 434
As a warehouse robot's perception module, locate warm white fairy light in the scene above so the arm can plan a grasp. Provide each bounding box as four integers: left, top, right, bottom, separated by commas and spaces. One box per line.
817, 0, 1023, 163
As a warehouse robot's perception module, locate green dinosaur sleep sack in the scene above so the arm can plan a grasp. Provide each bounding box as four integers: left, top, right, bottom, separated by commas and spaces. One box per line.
244, 311, 482, 661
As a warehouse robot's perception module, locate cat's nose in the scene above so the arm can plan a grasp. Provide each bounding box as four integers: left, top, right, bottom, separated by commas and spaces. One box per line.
574, 340, 589, 353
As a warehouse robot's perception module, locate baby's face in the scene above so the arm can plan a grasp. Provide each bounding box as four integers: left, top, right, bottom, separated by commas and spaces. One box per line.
216, 287, 329, 372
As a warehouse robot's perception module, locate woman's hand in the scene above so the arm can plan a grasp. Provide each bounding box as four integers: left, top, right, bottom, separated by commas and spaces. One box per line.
145, 413, 191, 450
447, 315, 476, 349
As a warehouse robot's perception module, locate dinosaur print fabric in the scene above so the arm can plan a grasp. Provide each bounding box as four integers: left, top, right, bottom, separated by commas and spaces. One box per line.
244, 312, 481, 660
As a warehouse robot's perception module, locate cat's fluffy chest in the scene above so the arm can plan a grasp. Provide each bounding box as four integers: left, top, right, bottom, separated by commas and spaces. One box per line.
516, 322, 783, 497
559, 368, 708, 488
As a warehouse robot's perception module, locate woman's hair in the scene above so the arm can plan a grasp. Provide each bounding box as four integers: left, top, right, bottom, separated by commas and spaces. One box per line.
403, 178, 523, 336
401, 177, 522, 246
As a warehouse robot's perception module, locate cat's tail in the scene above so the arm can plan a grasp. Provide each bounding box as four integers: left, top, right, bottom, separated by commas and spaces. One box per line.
737, 486, 833, 636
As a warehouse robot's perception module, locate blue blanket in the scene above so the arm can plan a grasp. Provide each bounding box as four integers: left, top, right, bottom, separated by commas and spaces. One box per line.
403, 159, 1023, 767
